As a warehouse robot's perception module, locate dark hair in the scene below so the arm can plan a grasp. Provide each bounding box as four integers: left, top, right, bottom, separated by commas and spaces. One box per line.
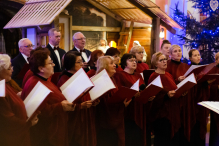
120, 53, 136, 70
88, 50, 104, 67
189, 49, 199, 58
161, 40, 171, 49
105, 47, 120, 56
29, 47, 50, 73
48, 28, 60, 36
63, 51, 81, 70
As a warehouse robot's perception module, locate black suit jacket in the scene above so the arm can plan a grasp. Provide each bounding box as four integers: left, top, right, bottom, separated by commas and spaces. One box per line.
46, 44, 66, 72
11, 53, 27, 87
70, 47, 92, 72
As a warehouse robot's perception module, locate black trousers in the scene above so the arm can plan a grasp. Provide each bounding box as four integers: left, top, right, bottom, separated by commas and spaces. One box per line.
209, 111, 219, 146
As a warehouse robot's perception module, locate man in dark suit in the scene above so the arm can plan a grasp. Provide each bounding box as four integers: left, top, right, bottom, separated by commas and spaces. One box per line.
71, 32, 91, 72
46, 28, 66, 72
12, 38, 33, 87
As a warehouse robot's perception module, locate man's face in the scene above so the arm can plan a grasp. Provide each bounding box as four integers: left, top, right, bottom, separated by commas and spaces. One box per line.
19, 39, 33, 57
73, 33, 86, 50
49, 31, 61, 46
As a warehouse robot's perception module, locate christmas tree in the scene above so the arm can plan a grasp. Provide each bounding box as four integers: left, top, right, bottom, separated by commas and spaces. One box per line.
173, 0, 219, 64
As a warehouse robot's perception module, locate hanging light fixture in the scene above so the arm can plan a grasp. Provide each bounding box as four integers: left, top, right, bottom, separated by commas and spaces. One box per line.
159, 28, 165, 39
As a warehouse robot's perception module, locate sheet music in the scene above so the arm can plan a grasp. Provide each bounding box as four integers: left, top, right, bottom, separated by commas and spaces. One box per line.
147, 75, 163, 88
60, 68, 94, 102
23, 81, 51, 121
130, 79, 139, 91
198, 101, 219, 114
0, 79, 5, 97
176, 73, 196, 91
184, 65, 206, 77
89, 69, 116, 101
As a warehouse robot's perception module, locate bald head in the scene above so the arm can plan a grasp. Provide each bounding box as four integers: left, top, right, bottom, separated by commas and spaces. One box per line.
73, 32, 86, 50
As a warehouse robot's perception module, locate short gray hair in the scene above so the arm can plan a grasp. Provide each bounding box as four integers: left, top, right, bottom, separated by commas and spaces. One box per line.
18, 38, 29, 48
0, 54, 10, 71
48, 28, 60, 36
72, 32, 83, 41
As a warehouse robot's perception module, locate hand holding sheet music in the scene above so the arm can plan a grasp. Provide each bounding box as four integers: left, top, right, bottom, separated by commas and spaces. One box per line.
135, 75, 163, 104
60, 68, 94, 103
174, 73, 197, 98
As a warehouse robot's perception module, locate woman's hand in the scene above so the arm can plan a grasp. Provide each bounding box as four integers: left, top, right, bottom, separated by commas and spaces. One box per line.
148, 96, 155, 101
61, 100, 75, 111
167, 90, 175, 98
123, 98, 132, 107
208, 79, 216, 84
178, 76, 186, 82
30, 111, 40, 126
92, 99, 100, 106
81, 101, 93, 109
134, 92, 140, 98
17, 91, 22, 98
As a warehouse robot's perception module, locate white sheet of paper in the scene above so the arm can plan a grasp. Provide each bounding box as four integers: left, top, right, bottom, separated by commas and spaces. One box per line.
60, 68, 94, 102
130, 79, 139, 91
23, 81, 51, 121
175, 73, 196, 91
0, 79, 5, 97
140, 73, 144, 80
184, 65, 206, 77
147, 75, 163, 88
89, 69, 116, 101
198, 101, 219, 114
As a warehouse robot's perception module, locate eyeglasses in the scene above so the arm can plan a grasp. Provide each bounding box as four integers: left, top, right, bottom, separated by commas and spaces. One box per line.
75, 37, 86, 41
128, 59, 137, 63
45, 61, 54, 66
22, 44, 35, 48
159, 58, 167, 62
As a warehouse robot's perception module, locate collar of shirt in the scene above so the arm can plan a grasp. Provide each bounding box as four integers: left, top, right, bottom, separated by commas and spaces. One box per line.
21, 53, 29, 64
49, 43, 59, 49
75, 46, 85, 52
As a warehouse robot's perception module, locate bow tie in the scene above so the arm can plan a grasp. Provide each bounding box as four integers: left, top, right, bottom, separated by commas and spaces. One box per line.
54, 46, 59, 50
80, 49, 86, 53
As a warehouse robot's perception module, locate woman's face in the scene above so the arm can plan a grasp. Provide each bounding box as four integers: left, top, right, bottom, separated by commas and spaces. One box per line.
161, 44, 171, 58
189, 50, 201, 64
125, 57, 137, 70
74, 56, 83, 71
216, 56, 219, 65
106, 58, 116, 77
0, 62, 13, 82
171, 47, 182, 61
112, 54, 120, 65
156, 55, 167, 70
135, 49, 144, 62
40, 56, 55, 78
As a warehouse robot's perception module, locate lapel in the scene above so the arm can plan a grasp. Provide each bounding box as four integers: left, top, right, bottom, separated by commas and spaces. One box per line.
47, 44, 61, 70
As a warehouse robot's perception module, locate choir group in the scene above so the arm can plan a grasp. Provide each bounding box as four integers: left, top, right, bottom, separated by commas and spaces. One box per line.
1, 28, 219, 146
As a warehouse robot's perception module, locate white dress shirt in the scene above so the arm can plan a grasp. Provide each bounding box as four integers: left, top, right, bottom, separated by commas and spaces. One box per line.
49, 43, 61, 68
21, 53, 29, 64
75, 47, 89, 62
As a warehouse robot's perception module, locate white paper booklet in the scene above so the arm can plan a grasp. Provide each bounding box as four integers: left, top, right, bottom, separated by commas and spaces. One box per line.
89, 69, 116, 101
146, 75, 163, 89
184, 65, 206, 77
198, 101, 219, 114
130, 79, 139, 91
140, 73, 144, 80
175, 73, 197, 92
0, 79, 5, 97
23, 81, 51, 121
60, 68, 94, 103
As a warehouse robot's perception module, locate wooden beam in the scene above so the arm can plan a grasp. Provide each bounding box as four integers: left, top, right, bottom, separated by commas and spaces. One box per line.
127, 0, 176, 34
126, 21, 134, 53
150, 17, 160, 55
119, 32, 130, 36
72, 26, 121, 32
86, 0, 123, 22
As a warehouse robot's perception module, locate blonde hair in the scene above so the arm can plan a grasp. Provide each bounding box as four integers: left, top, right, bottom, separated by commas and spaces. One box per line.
169, 44, 181, 54
151, 52, 164, 69
96, 56, 114, 74
215, 52, 219, 60
0, 54, 10, 71
129, 46, 144, 54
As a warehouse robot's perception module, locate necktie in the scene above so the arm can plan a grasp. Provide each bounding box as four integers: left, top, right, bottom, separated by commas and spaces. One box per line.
80, 49, 86, 53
